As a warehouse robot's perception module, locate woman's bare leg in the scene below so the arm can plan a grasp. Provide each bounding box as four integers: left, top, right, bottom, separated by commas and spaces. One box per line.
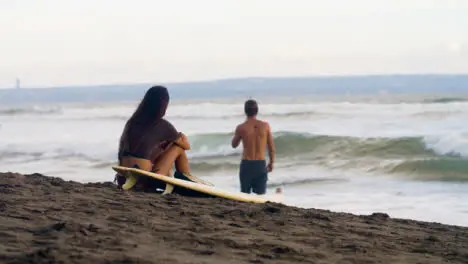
153, 145, 190, 176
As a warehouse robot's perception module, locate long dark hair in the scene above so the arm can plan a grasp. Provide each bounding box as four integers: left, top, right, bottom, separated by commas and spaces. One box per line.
118, 86, 170, 159
128, 86, 170, 125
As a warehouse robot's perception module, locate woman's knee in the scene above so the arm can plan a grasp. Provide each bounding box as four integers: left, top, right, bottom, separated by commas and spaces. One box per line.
167, 144, 185, 156
153, 146, 185, 174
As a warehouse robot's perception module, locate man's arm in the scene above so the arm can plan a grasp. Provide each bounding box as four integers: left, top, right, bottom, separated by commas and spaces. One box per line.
266, 122, 275, 172
231, 125, 242, 148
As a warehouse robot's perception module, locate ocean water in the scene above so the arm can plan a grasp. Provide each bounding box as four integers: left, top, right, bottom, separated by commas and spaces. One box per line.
1, 94, 468, 227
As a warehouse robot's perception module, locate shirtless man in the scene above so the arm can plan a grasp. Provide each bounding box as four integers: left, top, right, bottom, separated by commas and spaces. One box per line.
231, 99, 275, 194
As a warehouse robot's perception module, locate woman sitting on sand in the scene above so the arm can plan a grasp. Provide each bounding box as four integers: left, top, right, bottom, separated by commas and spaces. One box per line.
114, 86, 193, 192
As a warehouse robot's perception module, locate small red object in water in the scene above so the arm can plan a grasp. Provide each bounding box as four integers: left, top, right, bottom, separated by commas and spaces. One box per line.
275, 187, 282, 194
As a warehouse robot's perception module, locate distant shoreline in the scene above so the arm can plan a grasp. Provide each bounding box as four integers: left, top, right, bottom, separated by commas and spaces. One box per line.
2, 73, 468, 91
1, 74, 468, 105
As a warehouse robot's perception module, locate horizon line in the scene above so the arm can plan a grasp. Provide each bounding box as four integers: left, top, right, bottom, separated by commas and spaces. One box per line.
1, 72, 468, 90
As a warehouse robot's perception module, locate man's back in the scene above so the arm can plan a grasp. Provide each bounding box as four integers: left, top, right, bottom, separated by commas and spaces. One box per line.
237, 119, 269, 160
231, 99, 275, 194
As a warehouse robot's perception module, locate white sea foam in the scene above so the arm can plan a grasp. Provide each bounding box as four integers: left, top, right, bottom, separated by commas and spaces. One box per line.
1, 96, 468, 226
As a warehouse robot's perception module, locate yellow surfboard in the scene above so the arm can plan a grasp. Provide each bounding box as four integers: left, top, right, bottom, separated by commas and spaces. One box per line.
112, 166, 283, 204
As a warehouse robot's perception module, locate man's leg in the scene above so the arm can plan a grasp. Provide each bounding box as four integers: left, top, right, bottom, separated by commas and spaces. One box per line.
252, 172, 268, 195
240, 175, 251, 194
239, 160, 252, 194
252, 161, 268, 195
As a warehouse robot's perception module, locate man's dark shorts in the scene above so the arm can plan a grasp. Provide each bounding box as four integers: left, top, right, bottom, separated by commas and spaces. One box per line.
239, 160, 268, 194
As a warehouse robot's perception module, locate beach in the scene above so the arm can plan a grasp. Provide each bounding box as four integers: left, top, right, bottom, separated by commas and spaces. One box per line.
1, 94, 468, 226
1, 91, 468, 263
1, 171, 467, 264
2, 1, 468, 262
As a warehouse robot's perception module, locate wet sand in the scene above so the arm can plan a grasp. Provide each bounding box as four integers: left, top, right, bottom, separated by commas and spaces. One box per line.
1, 172, 467, 264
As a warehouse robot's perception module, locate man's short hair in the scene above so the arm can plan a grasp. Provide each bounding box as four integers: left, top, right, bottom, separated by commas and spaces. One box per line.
244, 99, 258, 117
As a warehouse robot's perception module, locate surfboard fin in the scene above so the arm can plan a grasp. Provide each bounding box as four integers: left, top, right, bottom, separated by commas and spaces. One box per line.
162, 184, 174, 195
122, 174, 138, 190
162, 169, 175, 195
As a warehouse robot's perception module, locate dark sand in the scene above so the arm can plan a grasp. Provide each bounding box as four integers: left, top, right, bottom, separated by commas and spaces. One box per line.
1, 172, 467, 264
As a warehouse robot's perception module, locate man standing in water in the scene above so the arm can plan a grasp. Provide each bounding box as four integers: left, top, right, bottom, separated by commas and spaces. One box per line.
231, 99, 275, 194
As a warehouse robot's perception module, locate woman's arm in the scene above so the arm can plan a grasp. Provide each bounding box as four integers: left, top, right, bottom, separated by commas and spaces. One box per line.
174, 132, 191, 150
163, 119, 191, 151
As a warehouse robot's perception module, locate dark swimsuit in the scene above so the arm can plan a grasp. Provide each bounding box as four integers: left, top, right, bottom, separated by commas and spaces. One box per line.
239, 160, 268, 194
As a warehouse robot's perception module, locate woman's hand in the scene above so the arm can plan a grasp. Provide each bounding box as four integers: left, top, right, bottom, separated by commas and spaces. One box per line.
174, 132, 191, 150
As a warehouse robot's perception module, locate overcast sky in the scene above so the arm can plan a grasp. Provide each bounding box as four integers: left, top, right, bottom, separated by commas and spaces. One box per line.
0, 0, 467, 88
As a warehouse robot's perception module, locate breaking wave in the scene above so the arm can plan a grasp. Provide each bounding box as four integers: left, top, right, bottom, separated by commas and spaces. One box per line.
0, 106, 62, 116
388, 158, 468, 182
423, 97, 468, 104
2, 131, 467, 182
189, 132, 448, 159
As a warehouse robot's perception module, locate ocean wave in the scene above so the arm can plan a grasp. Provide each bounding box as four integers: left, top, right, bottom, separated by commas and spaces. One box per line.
2, 131, 467, 183
91, 160, 239, 172
69, 110, 324, 121
423, 97, 468, 104
87, 156, 468, 183
387, 158, 468, 182
44, 131, 464, 167
411, 110, 463, 119
0, 150, 44, 160
267, 177, 348, 188
6, 100, 467, 121
170, 110, 324, 119
0, 106, 62, 116
189, 132, 441, 159
187, 132, 468, 182
0, 149, 101, 163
